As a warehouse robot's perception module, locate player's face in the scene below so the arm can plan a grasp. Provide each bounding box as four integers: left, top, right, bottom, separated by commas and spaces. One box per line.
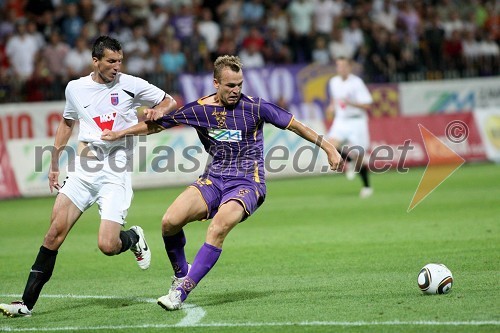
92, 49, 123, 84
336, 59, 351, 79
214, 68, 243, 107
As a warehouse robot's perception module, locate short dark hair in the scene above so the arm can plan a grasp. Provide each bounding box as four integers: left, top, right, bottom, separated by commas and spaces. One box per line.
336, 56, 352, 63
213, 55, 242, 82
92, 36, 122, 59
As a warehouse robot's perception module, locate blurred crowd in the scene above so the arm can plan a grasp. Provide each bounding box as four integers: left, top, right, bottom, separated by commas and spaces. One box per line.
0, 0, 498, 103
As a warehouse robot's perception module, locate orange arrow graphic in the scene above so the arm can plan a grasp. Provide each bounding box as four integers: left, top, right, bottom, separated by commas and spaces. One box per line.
408, 124, 465, 212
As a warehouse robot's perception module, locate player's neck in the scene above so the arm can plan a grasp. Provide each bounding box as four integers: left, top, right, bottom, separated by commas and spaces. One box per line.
201, 94, 223, 106
91, 72, 113, 84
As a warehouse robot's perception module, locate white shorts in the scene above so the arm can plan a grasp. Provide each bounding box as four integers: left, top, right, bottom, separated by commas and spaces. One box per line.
327, 117, 370, 151
59, 156, 133, 225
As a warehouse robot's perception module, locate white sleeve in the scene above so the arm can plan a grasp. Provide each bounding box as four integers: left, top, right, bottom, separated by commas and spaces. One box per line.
133, 76, 168, 107
327, 77, 336, 100
63, 83, 79, 120
355, 79, 373, 105
5, 39, 13, 57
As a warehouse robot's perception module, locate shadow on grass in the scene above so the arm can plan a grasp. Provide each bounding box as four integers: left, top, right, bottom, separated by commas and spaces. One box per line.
196, 290, 268, 307
38, 296, 153, 316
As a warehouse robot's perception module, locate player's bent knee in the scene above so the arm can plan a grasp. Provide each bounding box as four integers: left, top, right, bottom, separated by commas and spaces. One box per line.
98, 240, 120, 256
162, 210, 187, 229
207, 221, 233, 241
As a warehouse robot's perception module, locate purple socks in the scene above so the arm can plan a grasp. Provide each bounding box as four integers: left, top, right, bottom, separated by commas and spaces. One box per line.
177, 242, 222, 301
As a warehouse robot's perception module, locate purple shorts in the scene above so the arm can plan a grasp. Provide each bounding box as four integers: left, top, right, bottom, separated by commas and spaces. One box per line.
190, 174, 266, 221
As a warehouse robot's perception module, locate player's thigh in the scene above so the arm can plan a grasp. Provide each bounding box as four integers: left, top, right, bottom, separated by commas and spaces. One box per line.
206, 200, 246, 247
97, 182, 131, 225
212, 200, 246, 229
164, 186, 209, 225
59, 166, 99, 213
327, 121, 349, 148
347, 121, 370, 155
219, 180, 265, 223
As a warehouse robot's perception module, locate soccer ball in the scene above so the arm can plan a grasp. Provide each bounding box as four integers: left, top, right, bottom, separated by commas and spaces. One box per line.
417, 263, 453, 294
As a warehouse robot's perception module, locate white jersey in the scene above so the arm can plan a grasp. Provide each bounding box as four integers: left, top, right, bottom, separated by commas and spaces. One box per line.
328, 73, 372, 120
63, 72, 167, 159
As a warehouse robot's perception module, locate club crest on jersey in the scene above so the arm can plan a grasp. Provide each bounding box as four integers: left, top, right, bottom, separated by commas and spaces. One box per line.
208, 129, 242, 142
212, 110, 227, 128
110, 93, 119, 105
237, 189, 250, 197
93, 112, 117, 131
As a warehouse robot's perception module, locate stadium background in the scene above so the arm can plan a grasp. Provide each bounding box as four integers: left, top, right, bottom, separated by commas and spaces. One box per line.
0, 0, 499, 199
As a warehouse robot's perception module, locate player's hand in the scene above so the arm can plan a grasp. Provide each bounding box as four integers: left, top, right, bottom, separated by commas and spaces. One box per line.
101, 129, 118, 141
325, 103, 335, 121
343, 99, 356, 108
48, 170, 60, 193
327, 146, 344, 172
144, 108, 164, 121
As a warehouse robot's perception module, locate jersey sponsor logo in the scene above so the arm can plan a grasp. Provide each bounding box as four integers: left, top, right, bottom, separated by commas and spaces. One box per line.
208, 129, 242, 142
111, 93, 119, 106
93, 112, 117, 131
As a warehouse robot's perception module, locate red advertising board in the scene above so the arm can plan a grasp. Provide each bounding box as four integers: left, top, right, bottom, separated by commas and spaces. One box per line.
0, 102, 64, 140
368, 113, 486, 169
0, 140, 20, 199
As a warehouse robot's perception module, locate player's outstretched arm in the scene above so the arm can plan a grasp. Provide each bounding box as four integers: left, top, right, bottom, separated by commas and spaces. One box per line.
101, 121, 164, 141
287, 118, 343, 171
50, 118, 75, 192
143, 95, 178, 121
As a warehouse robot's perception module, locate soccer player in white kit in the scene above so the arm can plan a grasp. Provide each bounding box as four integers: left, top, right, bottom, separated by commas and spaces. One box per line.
326, 57, 374, 198
0, 36, 177, 318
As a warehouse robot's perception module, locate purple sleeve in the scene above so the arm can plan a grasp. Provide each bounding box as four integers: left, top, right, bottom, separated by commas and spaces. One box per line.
260, 99, 294, 129
153, 103, 201, 129
154, 114, 178, 129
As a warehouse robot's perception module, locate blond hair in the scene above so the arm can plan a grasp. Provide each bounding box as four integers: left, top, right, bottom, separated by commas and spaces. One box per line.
213, 55, 242, 81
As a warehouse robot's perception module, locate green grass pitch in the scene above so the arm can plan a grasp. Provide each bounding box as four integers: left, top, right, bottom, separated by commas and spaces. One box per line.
0, 163, 498, 333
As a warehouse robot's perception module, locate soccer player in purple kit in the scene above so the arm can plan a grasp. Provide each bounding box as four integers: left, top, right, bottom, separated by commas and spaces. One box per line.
101, 55, 343, 310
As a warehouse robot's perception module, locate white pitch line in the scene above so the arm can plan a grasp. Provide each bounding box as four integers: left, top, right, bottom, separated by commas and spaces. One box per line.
176, 304, 206, 327
1, 321, 499, 332
0, 294, 498, 332
0, 294, 157, 303
0, 294, 206, 329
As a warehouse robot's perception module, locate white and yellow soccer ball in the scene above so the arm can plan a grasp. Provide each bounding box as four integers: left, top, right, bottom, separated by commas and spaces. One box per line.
417, 263, 454, 295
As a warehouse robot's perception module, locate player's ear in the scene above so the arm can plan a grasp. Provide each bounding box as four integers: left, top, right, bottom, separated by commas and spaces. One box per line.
213, 78, 219, 89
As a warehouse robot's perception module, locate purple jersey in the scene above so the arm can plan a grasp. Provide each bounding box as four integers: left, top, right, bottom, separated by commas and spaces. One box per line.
154, 93, 294, 183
